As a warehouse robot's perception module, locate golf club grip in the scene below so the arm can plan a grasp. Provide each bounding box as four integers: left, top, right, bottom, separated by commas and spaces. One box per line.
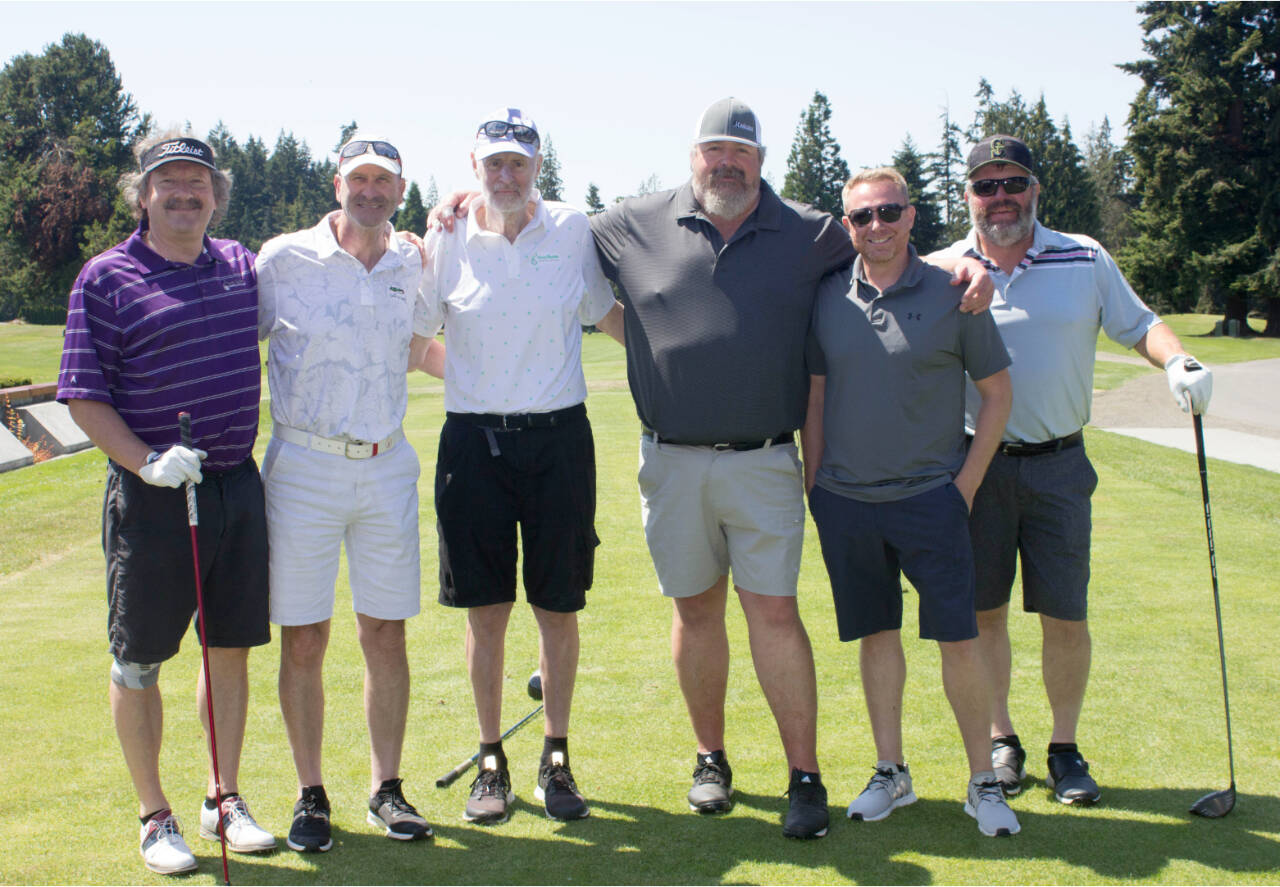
178, 412, 198, 527
436, 755, 477, 788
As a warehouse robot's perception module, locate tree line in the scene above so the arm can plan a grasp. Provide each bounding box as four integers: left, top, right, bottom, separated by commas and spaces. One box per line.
2, 2, 1276, 332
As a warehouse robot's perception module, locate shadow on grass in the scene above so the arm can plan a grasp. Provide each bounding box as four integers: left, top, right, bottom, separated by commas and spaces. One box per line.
199, 787, 1279, 885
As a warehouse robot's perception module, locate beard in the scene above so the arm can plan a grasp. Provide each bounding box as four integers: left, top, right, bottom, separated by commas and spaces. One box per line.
971, 193, 1037, 247
483, 179, 533, 215
693, 167, 759, 220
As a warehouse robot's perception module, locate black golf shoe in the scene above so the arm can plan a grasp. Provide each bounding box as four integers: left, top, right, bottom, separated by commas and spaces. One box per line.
536, 752, 590, 821
464, 759, 514, 824
1046, 750, 1101, 805
287, 785, 332, 853
368, 778, 433, 840
992, 737, 1027, 797
688, 750, 734, 814
782, 768, 829, 839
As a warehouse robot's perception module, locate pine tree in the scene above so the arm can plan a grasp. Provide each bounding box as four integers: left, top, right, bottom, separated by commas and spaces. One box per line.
1083, 117, 1135, 251
932, 105, 969, 245
892, 136, 945, 254
398, 182, 427, 235
536, 135, 563, 202
781, 91, 850, 218
584, 182, 605, 214
424, 176, 439, 211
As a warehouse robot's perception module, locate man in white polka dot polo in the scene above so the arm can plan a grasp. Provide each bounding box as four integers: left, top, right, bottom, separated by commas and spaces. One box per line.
414, 108, 622, 825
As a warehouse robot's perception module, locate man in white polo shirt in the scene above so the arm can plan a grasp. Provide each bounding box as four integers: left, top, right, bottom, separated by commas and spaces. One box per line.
414, 108, 620, 825
257, 133, 433, 852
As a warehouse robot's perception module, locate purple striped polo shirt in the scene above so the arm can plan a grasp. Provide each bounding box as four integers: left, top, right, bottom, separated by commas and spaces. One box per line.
57, 222, 261, 471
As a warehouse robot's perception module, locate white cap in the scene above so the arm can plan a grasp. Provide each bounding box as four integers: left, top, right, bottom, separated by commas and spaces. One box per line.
337, 132, 402, 177
474, 108, 540, 161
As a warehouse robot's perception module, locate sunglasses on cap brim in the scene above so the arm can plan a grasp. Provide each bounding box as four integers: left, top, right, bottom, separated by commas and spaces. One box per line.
340, 140, 401, 162
477, 121, 539, 145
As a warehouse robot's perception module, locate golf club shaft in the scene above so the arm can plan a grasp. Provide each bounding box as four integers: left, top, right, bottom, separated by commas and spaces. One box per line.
180, 413, 230, 885
436, 703, 545, 788
1194, 413, 1236, 790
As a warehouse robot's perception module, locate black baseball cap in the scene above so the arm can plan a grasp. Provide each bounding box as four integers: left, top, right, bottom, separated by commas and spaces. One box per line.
140, 137, 217, 174
967, 134, 1034, 176
694, 97, 763, 149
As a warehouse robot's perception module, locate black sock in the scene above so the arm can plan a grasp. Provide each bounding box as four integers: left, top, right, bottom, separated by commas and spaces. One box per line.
793, 767, 821, 783
1048, 742, 1079, 756
377, 778, 402, 794
994, 733, 1022, 748
698, 749, 728, 765
479, 741, 507, 771
542, 736, 568, 765
204, 791, 238, 810
140, 807, 170, 826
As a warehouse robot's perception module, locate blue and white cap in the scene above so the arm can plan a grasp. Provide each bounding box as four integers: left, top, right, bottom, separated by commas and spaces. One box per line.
694, 97, 763, 149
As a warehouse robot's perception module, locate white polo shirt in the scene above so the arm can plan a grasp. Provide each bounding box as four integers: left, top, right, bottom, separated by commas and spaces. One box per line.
257, 212, 429, 442
941, 221, 1161, 443
422, 192, 616, 414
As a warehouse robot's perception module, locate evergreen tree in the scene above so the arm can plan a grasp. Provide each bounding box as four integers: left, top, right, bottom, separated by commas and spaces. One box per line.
635, 174, 662, 196
1119, 1, 1280, 332
0, 33, 144, 321
424, 176, 439, 211
584, 182, 605, 214
398, 181, 427, 235
1083, 117, 1135, 251
781, 90, 850, 217
932, 105, 969, 244
536, 135, 564, 201
892, 136, 945, 254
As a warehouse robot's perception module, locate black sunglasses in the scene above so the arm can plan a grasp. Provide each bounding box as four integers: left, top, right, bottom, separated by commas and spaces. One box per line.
845, 203, 906, 227
340, 140, 401, 162
970, 176, 1032, 198
478, 121, 539, 146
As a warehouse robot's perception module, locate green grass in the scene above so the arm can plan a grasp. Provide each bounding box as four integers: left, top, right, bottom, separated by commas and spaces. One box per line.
0, 321, 66, 385
1, 336, 1278, 884
1094, 314, 1280, 364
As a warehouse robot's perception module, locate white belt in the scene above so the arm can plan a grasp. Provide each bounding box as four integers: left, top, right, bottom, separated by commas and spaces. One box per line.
273, 424, 403, 460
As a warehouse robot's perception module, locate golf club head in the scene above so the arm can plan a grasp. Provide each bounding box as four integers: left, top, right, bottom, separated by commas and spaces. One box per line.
528, 670, 543, 701
1189, 785, 1235, 818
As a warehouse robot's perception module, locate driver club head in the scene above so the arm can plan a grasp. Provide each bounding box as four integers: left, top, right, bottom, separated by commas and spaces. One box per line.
527, 670, 543, 701
1190, 785, 1236, 818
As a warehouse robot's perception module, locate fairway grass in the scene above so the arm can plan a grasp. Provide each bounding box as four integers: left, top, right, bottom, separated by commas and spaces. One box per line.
1, 336, 1277, 885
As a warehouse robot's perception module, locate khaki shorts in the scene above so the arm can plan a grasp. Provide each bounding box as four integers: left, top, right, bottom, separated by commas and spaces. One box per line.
637, 434, 805, 598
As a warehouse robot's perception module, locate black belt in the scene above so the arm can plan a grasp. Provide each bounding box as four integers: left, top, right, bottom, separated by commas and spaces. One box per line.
644, 429, 794, 452
449, 403, 585, 430
981, 430, 1084, 457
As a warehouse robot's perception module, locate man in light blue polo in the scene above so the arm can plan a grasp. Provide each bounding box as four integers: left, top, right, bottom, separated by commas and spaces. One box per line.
803, 167, 1018, 837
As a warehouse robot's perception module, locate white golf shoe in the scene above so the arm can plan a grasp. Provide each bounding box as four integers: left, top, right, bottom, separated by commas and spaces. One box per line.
140, 810, 198, 874
199, 795, 277, 852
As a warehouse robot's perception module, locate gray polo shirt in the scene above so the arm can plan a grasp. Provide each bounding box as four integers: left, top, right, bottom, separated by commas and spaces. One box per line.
807, 248, 1010, 503
591, 181, 854, 444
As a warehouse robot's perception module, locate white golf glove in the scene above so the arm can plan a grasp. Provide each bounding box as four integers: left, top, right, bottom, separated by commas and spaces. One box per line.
1164, 354, 1213, 414
138, 445, 207, 487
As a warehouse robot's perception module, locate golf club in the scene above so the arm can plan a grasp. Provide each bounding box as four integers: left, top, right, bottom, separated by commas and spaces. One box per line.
179, 412, 232, 882
1188, 413, 1236, 819
437, 670, 544, 788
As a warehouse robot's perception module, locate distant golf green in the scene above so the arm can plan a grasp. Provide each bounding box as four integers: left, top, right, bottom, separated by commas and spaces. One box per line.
1, 325, 1277, 885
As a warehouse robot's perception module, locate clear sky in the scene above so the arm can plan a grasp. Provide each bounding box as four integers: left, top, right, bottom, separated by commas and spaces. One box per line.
3, 1, 1149, 207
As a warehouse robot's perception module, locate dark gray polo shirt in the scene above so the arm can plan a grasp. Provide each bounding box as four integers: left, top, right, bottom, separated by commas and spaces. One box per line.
591, 181, 854, 444
807, 248, 1010, 503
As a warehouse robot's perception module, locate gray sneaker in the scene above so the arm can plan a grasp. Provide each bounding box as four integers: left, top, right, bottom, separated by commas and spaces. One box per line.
687, 751, 733, 814
991, 738, 1027, 797
965, 772, 1021, 837
464, 757, 514, 824
367, 778, 433, 840
846, 761, 917, 821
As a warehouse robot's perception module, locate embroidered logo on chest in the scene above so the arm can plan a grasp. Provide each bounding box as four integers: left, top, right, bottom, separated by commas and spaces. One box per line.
530, 253, 560, 268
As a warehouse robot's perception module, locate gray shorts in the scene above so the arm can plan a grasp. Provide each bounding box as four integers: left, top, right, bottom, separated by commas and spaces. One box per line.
967, 443, 1098, 620
637, 434, 805, 598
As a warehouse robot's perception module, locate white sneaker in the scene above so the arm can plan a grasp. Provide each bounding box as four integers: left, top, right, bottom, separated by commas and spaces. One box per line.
846, 761, 917, 821
965, 772, 1021, 836
199, 795, 278, 853
140, 810, 198, 874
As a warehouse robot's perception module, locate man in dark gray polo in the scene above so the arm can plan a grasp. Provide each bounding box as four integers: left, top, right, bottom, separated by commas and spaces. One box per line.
802, 167, 1017, 837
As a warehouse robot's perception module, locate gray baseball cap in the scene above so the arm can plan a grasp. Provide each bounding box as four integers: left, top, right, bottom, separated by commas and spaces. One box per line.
694, 97, 763, 149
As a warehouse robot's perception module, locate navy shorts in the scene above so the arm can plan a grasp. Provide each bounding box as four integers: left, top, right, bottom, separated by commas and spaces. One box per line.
434, 406, 599, 613
968, 444, 1097, 620
104, 457, 271, 663
809, 482, 978, 642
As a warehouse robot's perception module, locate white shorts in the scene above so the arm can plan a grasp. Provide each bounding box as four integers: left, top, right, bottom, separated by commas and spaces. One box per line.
263, 435, 421, 625
637, 435, 805, 598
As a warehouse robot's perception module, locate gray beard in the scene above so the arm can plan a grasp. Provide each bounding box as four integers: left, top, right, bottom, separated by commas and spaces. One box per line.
693, 178, 759, 220
972, 196, 1037, 247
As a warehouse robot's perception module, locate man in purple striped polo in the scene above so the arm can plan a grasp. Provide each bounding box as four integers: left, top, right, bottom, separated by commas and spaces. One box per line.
58, 130, 275, 876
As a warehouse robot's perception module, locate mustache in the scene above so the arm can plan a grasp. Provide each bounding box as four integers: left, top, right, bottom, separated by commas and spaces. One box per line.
710, 167, 746, 184
164, 197, 204, 210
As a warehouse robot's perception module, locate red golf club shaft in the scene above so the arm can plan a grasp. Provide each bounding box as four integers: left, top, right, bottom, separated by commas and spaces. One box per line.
180, 412, 230, 885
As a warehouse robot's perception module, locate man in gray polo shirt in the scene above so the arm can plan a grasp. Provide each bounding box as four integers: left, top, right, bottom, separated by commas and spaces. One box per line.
802, 167, 1017, 837
939, 135, 1213, 807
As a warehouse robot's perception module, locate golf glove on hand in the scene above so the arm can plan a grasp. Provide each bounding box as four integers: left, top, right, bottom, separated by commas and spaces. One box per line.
138, 445, 207, 487
1164, 354, 1213, 414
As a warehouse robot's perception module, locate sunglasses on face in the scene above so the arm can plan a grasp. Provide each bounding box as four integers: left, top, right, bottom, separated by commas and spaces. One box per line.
845, 203, 905, 227
478, 121, 540, 146
970, 176, 1032, 198
340, 140, 401, 162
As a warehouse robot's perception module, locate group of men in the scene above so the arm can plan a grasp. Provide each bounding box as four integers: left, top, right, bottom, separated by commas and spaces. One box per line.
57, 97, 1213, 875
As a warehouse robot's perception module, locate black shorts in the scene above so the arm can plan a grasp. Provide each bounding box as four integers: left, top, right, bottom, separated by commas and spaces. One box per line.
104, 457, 271, 662
434, 405, 599, 613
